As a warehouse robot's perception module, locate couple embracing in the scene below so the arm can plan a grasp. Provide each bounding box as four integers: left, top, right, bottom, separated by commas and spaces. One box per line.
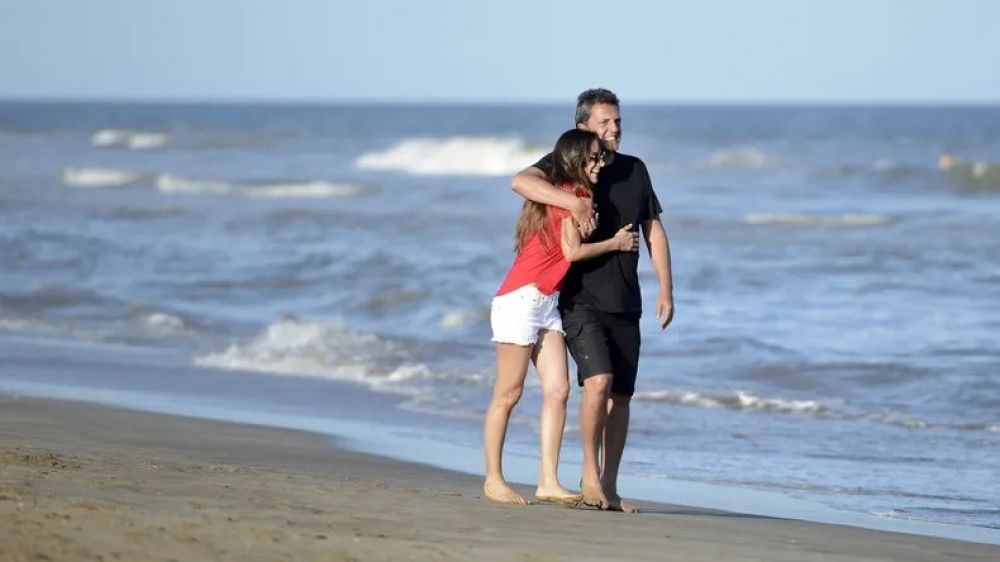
484, 88, 674, 513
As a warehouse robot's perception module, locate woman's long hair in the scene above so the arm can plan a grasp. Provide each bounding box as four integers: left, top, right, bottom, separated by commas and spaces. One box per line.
514, 129, 599, 252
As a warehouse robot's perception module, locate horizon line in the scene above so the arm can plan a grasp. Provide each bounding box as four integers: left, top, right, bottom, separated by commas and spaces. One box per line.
1, 95, 999, 108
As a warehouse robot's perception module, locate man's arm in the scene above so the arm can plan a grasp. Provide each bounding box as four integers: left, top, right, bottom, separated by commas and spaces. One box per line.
641, 217, 674, 330
512, 166, 595, 235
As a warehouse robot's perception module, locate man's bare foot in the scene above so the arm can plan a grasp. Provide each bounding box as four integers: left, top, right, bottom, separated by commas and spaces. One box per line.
535, 483, 583, 507
483, 479, 531, 505
580, 480, 609, 510
606, 492, 639, 514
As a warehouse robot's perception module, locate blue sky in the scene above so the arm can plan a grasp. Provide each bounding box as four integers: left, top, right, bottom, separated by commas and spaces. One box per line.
1, 0, 998, 103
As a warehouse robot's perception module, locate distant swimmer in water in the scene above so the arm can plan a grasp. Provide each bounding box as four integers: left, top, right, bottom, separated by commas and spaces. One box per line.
938, 152, 1000, 189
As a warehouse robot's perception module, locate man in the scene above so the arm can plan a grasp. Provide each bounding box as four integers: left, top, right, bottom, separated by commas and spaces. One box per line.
511, 88, 674, 513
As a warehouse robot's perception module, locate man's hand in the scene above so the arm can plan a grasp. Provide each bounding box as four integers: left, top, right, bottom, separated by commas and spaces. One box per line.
656, 291, 674, 331
572, 197, 597, 238
612, 224, 639, 252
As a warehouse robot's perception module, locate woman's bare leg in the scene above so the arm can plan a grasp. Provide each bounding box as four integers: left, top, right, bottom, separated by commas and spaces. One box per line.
531, 330, 581, 504
483, 342, 533, 504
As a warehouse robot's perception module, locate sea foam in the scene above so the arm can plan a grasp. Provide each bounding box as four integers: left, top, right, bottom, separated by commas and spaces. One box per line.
155, 174, 361, 198
438, 307, 489, 330
706, 147, 782, 169
242, 181, 362, 199
355, 137, 545, 176
744, 213, 896, 227
62, 167, 141, 188
195, 317, 432, 393
632, 388, 998, 433
632, 389, 826, 414
135, 310, 187, 334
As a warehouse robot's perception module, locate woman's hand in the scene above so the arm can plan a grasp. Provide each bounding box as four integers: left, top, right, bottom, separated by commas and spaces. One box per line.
573, 197, 597, 238
613, 224, 639, 252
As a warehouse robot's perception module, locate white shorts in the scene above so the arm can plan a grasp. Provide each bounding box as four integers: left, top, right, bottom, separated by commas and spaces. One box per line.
490, 285, 564, 346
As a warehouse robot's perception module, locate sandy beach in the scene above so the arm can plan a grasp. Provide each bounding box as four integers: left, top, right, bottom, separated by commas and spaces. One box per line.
0, 396, 995, 561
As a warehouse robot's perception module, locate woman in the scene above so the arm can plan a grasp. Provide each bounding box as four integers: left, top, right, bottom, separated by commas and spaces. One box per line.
483, 129, 639, 505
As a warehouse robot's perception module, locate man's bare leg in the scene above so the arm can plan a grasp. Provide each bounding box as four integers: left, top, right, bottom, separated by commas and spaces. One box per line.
602, 393, 638, 513
483, 342, 533, 505
579, 374, 612, 509
531, 330, 581, 505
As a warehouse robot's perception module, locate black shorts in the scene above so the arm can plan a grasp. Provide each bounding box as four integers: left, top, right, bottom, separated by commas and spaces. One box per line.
561, 306, 640, 397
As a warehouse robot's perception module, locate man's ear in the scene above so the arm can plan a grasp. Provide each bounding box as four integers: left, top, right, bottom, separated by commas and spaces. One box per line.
576, 122, 587, 131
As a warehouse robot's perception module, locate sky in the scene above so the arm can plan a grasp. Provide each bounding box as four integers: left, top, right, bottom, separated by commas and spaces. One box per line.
1, 0, 998, 104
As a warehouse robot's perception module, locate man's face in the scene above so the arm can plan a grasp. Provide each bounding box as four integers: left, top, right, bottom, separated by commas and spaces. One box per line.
579, 103, 621, 153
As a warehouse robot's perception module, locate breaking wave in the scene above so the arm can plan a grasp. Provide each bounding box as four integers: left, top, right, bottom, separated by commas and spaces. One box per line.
0, 287, 199, 343
91, 129, 167, 150
195, 317, 433, 393
62, 167, 141, 188
60, 168, 361, 199
355, 137, 546, 176
128, 308, 190, 336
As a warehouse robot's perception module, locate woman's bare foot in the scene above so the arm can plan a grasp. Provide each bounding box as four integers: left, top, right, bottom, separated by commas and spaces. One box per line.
534, 483, 583, 507
483, 478, 531, 505
580, 479, 609, 510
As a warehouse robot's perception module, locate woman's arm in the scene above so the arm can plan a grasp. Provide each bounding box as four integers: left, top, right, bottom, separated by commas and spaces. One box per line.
560, 217, 638, 262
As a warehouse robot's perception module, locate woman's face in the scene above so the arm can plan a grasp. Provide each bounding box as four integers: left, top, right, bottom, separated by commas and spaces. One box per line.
585, 139, 605, 184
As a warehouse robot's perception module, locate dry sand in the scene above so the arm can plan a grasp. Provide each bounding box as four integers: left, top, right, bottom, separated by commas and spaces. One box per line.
0, 396, 996, 561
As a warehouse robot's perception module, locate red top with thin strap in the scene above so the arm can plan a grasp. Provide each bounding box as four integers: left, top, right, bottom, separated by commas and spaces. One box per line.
496, 184, 589, 297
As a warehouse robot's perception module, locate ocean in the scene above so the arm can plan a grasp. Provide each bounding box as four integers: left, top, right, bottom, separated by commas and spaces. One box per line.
1, 101, 997, 543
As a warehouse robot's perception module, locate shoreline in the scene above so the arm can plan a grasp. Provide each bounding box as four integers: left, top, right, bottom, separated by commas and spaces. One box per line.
1, 332, 998, 546
1, 395, 997, 561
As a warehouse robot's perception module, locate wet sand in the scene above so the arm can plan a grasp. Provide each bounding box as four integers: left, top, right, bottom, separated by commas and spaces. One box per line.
0, 396, 996, 561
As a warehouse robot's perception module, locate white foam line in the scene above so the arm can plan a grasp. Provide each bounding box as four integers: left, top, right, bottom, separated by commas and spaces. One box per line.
91, 129, 167, 150
62, 167, 141, 188
155, 175, 362, 198
744, 213, 895, 227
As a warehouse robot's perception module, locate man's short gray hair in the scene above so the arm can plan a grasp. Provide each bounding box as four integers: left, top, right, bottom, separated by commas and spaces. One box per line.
575, 88, 620, 125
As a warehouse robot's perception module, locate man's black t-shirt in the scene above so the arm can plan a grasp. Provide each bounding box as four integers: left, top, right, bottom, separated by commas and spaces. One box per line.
532, 151, 662, 317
